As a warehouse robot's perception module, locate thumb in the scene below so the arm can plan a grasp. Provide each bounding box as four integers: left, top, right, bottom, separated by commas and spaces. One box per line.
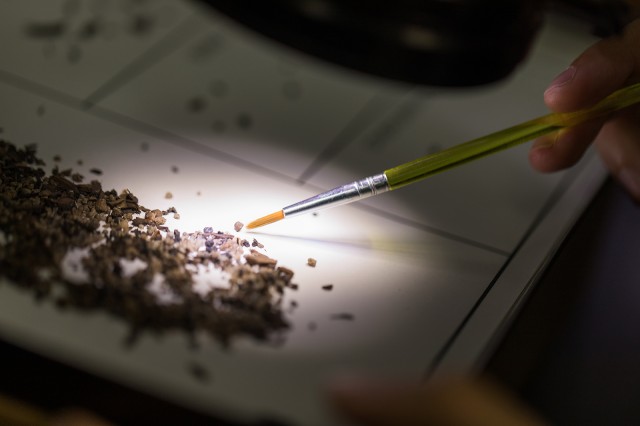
544, 20, 640, 113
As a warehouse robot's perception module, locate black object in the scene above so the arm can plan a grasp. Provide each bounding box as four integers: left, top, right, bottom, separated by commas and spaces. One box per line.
196, 1, 631, 87
197, 0, 544, 86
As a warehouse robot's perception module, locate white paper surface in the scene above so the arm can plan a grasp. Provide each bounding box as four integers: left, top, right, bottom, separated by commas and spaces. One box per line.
0, 2, 606, 425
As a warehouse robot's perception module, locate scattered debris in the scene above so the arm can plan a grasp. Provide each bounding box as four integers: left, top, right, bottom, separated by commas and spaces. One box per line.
0, 139, 296, 346
186, 96, 207, 113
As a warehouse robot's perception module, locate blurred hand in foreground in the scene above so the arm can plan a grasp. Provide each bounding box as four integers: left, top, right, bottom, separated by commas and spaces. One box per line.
330, 375, 547, 426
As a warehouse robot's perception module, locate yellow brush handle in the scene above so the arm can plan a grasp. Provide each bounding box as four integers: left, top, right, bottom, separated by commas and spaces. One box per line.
384, 82, 640, 189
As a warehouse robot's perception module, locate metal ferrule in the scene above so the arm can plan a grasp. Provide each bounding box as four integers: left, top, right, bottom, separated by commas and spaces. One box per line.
283, 173, 390, 218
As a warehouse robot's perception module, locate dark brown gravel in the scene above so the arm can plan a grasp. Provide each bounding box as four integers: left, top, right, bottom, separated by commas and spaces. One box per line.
0, 140, 295, 346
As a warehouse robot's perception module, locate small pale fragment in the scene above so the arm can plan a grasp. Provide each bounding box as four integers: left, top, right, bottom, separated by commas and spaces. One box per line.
165, 191, 173, 199
307, 258, 317, 267
234, 221, 244, 232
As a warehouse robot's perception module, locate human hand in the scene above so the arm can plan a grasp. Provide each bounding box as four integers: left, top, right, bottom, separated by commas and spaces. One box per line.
529, 17, 640, 201
47, 409, 114, 426
329, 375, 546, 426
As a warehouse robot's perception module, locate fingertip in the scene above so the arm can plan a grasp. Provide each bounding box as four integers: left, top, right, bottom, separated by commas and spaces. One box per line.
530, 120, 603, 173
543, 27, 637, 112
543, 66, 577, 109
528, 134, 559, 173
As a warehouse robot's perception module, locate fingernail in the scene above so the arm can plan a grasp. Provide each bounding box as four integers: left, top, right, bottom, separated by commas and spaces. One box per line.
618, 169, 640, 200
532, 132, 559, 150
545, 66, 576, 94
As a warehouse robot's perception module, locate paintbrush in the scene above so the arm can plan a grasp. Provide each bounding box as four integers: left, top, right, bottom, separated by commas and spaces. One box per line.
247, 82, 640, 229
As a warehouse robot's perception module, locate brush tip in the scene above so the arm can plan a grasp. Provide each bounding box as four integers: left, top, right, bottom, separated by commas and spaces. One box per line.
247, 210, 285, 229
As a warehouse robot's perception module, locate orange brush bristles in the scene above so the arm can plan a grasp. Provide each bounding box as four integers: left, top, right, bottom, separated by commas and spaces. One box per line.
246, 210, 285, 229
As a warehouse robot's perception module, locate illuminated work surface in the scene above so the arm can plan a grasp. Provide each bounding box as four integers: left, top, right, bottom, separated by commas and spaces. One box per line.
0, 1, 605, 425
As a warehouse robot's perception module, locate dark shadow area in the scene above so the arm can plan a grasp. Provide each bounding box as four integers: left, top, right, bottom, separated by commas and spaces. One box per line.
487, 178, 640, 425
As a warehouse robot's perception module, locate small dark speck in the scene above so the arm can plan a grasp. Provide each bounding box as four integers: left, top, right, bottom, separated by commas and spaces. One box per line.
141, 142, 150, 152
77, 159, 83, 166
130, 14, 155, 36
89, 168, 103, 175
308, 321, 317, 331
321, 284, 333, 291
188, 362, 211, 383
77, 19, 100, 40
331, 313, 354, 321
53, 155, 62, 162
25, 21, 66, 39
171, 165, 179, 174
236, 113, 252, 129
37, 105, 46, 117
312, 212, 319, 217
187, 96, 207, 113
